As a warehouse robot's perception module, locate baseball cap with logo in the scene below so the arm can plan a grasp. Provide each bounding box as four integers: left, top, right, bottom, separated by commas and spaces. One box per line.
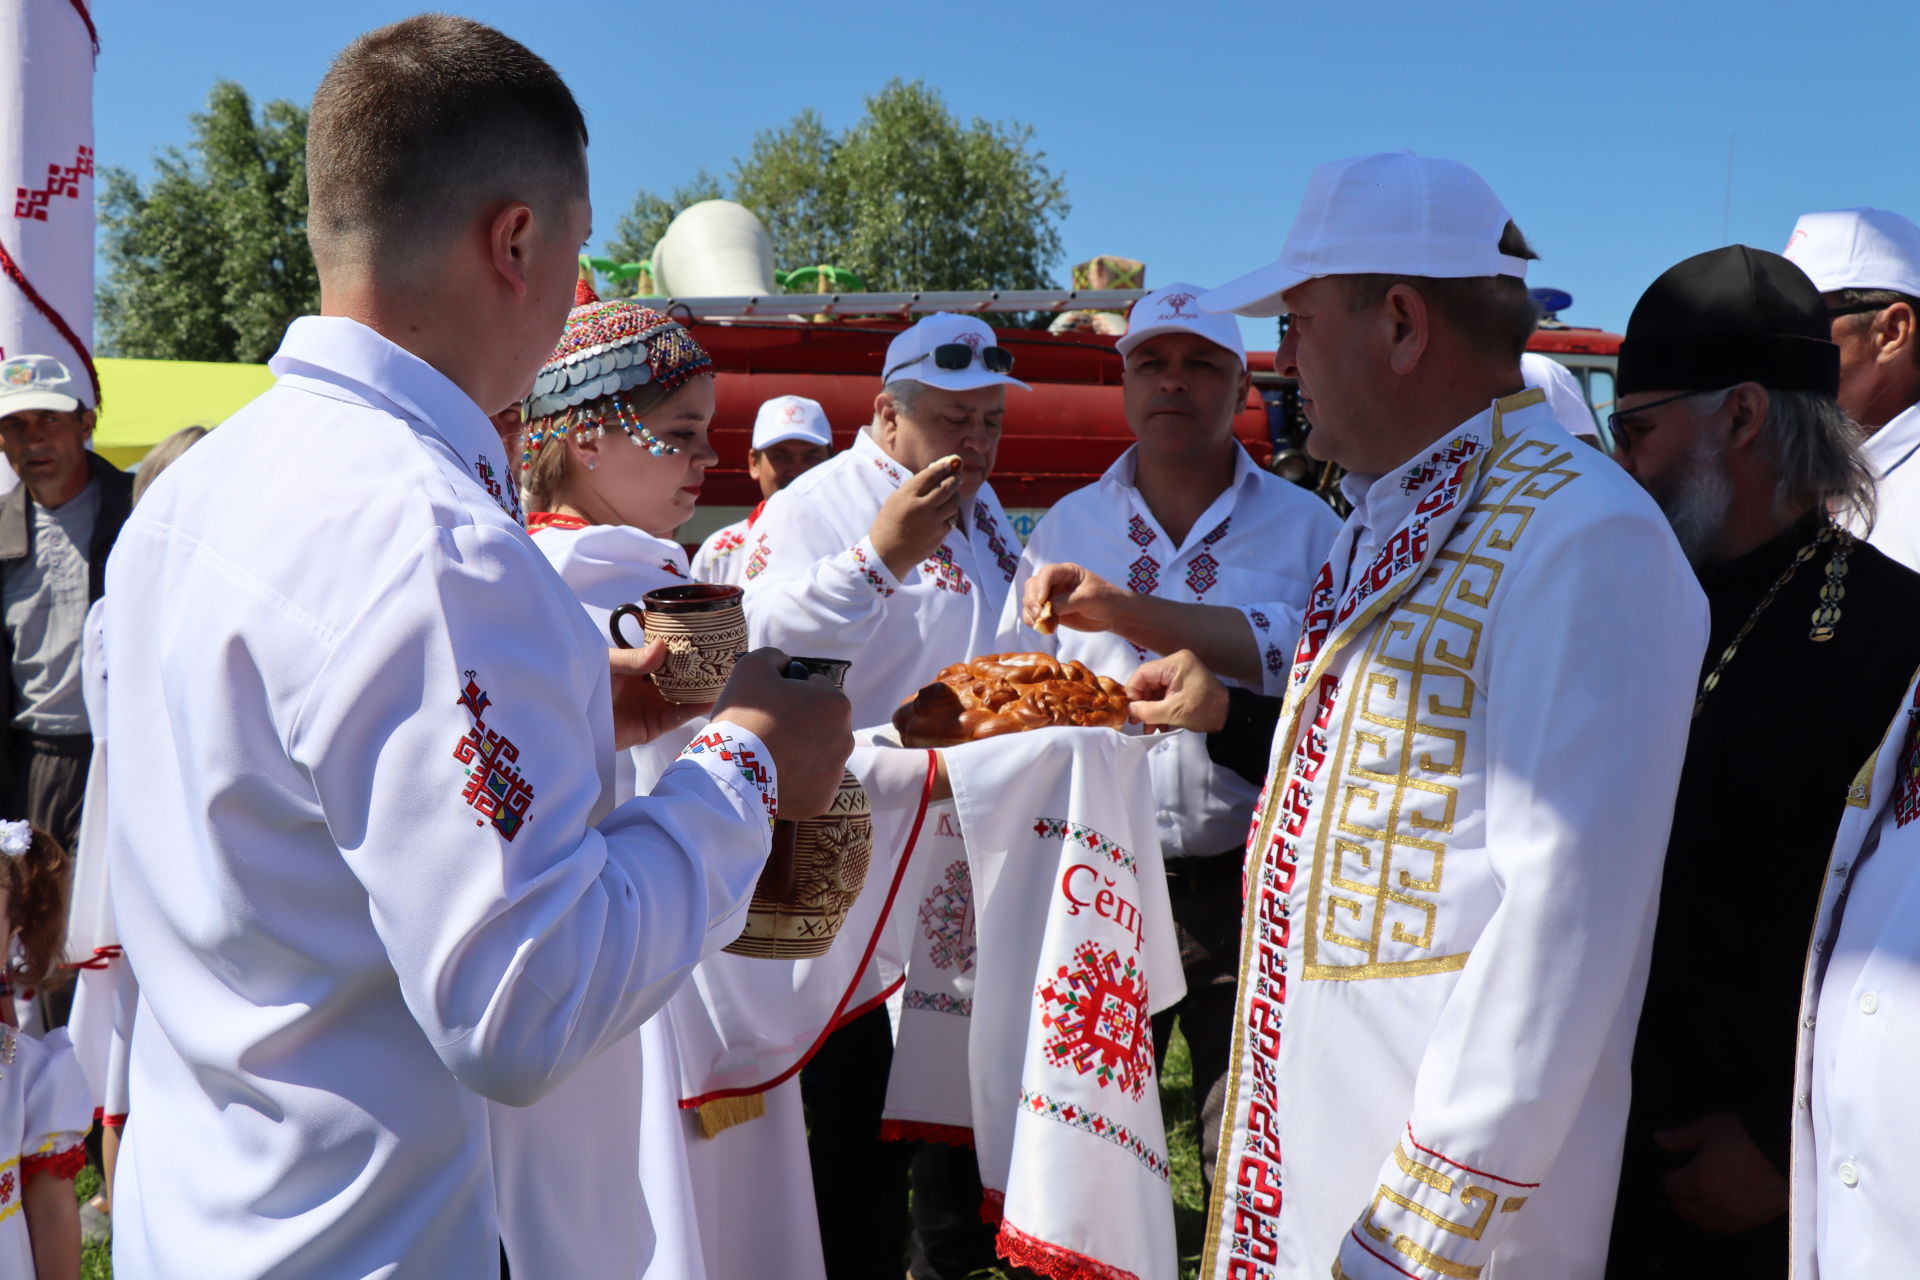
0, 355, 87, 415
1200, 152, 1529, 318
1116, 282, 1247, 368
880, 313, 1030, 393
1781, 208, 1920, 299
751, 395, 833, 450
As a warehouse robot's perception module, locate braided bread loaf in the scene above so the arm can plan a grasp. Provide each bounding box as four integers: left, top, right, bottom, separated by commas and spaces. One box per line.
892, 652, 1132, 748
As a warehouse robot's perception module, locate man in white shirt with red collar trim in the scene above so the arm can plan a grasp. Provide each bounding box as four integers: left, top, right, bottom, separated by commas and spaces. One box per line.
101, 18, 850, 1279
691, 394, 833, 585
1025, 152, 1706, 1280
1784, 207, 1920, 571
999, 282, 1337, 1192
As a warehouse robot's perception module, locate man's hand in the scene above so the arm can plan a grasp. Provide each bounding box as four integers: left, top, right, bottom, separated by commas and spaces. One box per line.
1126, 651, 1230, 733
610, 641, 711, 750
710, 648, 855, 820
870, 456, 963, 578
1655, 1113, 1788, 1233
1023, 563, 1134, 637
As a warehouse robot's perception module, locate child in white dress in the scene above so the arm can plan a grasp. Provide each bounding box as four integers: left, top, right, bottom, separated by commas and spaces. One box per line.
0, 819, 91, 1279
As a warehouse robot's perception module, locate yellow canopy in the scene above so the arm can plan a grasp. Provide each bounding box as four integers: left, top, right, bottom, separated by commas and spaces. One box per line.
91, 357, 274, 469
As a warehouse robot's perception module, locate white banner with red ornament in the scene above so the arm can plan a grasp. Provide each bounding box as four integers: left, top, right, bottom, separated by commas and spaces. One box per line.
0, 0, 98, 404
946, 727, 1185, 1280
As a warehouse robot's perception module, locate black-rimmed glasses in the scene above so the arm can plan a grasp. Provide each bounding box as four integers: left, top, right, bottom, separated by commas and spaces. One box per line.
883, 342, 1015, 383
1606, 389, 1697, 452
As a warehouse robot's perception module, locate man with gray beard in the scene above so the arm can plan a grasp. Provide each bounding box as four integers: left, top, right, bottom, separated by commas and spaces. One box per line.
1605, 246, 1920, 1277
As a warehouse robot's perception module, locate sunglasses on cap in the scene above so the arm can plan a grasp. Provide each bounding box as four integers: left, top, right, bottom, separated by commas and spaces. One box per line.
884, 342, 1015, 384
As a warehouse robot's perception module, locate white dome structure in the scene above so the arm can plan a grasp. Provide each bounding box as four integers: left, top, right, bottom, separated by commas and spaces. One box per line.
650, 200, 777, 298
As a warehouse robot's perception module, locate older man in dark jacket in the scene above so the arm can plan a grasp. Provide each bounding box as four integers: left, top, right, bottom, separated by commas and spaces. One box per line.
0, 355, 132, 854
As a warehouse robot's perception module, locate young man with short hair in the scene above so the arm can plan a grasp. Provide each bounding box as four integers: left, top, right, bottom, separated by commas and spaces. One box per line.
104, 17, 850, 1277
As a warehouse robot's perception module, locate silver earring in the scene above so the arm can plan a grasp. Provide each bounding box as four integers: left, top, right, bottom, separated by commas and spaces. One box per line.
586, 457, 598, 472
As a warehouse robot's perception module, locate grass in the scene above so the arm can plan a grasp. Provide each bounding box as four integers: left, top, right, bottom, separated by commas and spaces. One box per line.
72, 1027, 1213, 1280
75, 1163, 111, 1280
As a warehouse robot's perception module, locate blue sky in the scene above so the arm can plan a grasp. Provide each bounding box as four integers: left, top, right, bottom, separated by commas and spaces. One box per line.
96, 0, 1920, 344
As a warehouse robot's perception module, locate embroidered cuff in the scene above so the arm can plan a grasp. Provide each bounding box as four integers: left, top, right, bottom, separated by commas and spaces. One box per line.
1236, 603, 1296, 697
842, 536, 900, 599
678, 725, 780, 830
1338, 1128, 1536, 1280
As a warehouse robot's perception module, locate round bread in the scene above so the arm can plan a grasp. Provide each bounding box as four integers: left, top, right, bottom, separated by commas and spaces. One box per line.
892, 652, 1132, 748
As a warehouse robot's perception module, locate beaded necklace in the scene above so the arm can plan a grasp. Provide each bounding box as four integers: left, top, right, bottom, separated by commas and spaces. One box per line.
1694, 521, 1851, 719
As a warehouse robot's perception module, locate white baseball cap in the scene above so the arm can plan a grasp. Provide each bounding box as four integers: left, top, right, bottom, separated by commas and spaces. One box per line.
0, 355, 87, 415
751, 395, 832, 450
880, 313, 1030, 392
1116, 282, 1247, 368
1782, 208, 1920, 298
1200, 152, 1529, 318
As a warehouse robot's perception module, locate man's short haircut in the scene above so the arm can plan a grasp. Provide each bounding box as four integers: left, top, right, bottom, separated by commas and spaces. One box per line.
1342, 222, 1543, 361
1832, 288, 1920, 369
307, 15, 589, 274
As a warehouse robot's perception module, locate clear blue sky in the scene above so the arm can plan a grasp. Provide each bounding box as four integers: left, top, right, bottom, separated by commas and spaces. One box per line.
95, 0, 1920, 344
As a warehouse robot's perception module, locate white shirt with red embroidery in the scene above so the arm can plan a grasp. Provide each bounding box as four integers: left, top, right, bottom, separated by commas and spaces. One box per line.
0, 1025, 90, 1276
1789, 668, 1920, 1279
103, 316, 779, 1280
1205, 390, 1707, 1280
691, 515, 753, 585
998, 444, 1339, 859
741, 431, 1021, 728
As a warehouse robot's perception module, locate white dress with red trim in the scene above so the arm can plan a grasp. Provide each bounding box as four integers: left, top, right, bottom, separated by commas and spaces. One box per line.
1204, 391, 1709, 1280
1789, 668, 1920, 1278
0, 1025, 92, 1277
689, 500, 765, 587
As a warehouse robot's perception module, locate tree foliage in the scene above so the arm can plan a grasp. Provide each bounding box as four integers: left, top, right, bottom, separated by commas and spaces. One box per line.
98, 81, 317, 362
608, 81, 1068, 295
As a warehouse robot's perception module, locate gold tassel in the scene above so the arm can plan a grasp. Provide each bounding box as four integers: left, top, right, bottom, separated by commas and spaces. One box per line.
694, 1092, 766, 1139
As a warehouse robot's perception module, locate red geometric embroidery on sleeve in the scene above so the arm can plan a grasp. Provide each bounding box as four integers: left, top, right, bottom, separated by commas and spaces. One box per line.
453, 673, 535, 841
13, 146, 92, 221
679, 728, 778, 828
743, 534, 771, 581
1037, 941, 1153, 1099
851, 544, 896, 597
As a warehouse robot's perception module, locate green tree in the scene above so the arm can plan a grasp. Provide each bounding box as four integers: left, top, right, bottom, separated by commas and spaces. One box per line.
98, 81, 316, 362
606, 81, 1068, 295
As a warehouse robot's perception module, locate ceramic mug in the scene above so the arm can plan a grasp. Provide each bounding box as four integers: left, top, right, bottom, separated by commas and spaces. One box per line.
609, 583, 747, 705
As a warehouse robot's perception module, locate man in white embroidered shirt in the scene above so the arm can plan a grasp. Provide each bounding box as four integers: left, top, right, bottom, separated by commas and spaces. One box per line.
1783, 207, 1920, 571
1025, 153, 1707, 1279
999, 282, 1337, 1193
690, 394, 833, 585
102, 18, 851, 1279
742, 311, 1028, 1279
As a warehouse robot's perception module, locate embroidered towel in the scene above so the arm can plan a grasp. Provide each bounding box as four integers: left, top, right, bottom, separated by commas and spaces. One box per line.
881, 799, 977, 1144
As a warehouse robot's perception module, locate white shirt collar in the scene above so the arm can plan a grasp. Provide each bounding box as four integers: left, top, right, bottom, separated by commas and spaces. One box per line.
268, 316, 506, 482
1096, 443, 1264, 551
1863, 400, 1920, 478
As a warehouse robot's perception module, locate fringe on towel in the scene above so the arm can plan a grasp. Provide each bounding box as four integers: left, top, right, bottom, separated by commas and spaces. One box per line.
694, 1090, 766, 1138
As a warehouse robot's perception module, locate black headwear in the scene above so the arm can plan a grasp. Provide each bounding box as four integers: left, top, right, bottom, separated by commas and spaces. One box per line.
1616, 245, 1839, 398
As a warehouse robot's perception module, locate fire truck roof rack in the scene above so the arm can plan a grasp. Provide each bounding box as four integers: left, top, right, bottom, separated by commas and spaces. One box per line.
632, 288, 1150, 320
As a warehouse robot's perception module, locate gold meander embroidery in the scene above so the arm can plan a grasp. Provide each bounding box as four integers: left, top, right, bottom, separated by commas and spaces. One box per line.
1302, 435, 1584, 982
1352, 1140, 1532, 1280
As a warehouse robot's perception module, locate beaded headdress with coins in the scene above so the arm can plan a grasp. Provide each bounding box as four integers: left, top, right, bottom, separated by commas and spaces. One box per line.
521, 280, 716, 469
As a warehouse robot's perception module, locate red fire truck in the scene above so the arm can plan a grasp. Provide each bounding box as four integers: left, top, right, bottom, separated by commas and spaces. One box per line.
655, 289, 1621, 544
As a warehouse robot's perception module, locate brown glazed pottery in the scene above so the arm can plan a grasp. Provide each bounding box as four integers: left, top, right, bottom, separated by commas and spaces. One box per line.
609, 583, 747, 705
725, 767, 873, 959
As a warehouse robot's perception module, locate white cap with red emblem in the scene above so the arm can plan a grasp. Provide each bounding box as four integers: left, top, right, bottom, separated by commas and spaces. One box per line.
1782, 208, 1920, 298
1201, 152, 1528, 318
750, 395, 832, 450
880, 313, 1030, 392
1116, 282, 1247, 367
